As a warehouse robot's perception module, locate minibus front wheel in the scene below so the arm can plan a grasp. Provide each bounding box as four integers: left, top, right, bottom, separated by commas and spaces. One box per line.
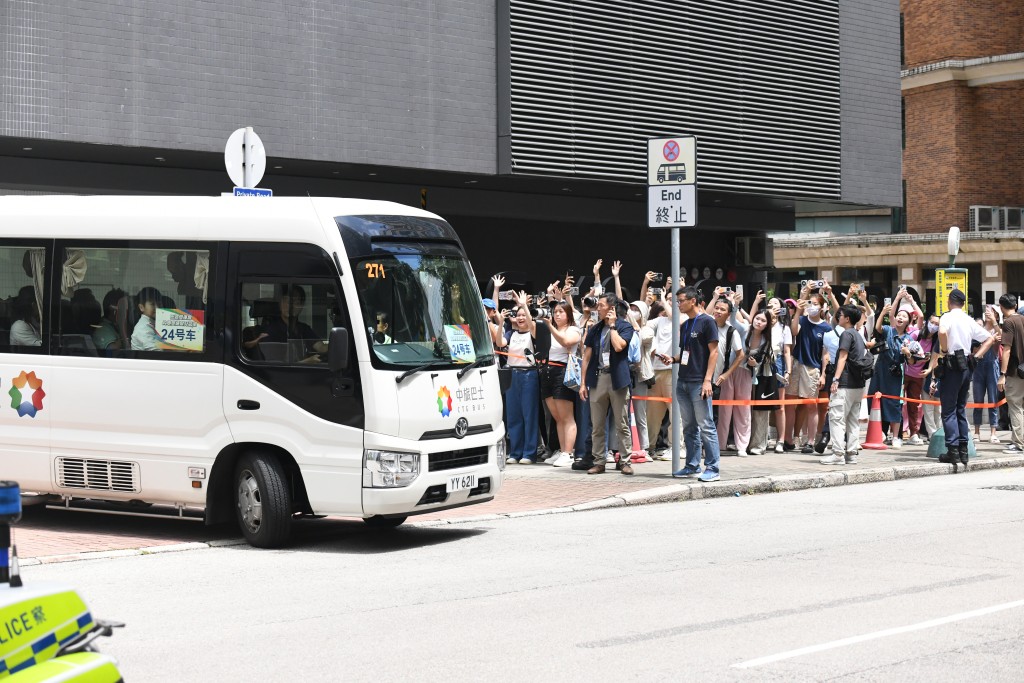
234, 452, 293, 548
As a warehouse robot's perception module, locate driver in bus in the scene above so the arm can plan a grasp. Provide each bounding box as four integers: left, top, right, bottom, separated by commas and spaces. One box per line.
250, 285, 328, 361
369, 312, 392, 344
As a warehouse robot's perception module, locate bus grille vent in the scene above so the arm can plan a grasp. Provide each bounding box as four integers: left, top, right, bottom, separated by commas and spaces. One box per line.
56, 458, 140, 493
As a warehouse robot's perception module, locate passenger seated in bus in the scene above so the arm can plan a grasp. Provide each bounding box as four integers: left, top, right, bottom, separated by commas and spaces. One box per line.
131, 286, 164, 351
256, 285, 327, 361
10, 286, 42, 347
93, 288, 127, 352
370, 312, 392, 344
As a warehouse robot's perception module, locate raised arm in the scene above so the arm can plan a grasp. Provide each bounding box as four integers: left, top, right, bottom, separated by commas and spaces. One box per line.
611, 260, 623, 300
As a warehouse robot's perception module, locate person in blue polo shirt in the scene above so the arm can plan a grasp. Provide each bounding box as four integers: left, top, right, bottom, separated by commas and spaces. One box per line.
672, 286, 721, 482
579, 293, 635, 475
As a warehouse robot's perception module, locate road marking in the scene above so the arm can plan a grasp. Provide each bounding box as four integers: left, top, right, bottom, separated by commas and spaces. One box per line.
733, 598, 1024, 668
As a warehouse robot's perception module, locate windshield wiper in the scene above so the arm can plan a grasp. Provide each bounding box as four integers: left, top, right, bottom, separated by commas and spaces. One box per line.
395, 360, 449, 385
457, 355, 493, 380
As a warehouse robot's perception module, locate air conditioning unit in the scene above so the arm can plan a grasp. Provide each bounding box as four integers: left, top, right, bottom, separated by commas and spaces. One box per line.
1001, 207, 1023, 231
969, 206, 999, 231
735, 236, 774, 268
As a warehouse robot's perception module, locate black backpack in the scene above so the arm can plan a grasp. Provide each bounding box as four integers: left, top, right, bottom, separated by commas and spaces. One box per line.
848, 336, 874, 380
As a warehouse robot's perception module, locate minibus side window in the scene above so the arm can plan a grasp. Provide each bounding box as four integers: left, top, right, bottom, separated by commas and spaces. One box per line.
239, 281, 339, 365
0, 246, 46, 354
58, 247, 212, 358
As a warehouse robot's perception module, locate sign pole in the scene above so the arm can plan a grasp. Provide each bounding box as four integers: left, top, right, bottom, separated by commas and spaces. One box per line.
671, 227, 681, 473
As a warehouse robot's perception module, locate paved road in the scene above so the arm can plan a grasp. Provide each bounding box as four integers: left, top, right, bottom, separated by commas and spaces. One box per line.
24, 468, 1024, 682
15, 431, 1017, 559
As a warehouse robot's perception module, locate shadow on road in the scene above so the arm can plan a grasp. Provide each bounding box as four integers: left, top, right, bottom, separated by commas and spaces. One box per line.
290, 518, 489, 554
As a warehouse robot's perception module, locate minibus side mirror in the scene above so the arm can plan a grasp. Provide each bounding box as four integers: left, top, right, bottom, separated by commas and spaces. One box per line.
328, 327, 350, 372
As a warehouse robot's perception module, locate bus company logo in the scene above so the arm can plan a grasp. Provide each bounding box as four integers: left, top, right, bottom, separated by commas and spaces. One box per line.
9, 371, 45, 418
436, 385, 453, 417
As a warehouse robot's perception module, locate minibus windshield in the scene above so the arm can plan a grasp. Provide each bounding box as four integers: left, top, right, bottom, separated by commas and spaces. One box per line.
353, 243, 493, 368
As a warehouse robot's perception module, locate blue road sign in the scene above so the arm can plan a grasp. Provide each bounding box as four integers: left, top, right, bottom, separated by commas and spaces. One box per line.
233, 187, 273, 197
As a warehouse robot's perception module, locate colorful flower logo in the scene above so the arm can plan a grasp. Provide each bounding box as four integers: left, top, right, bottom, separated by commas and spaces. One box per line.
436, 385, 453, 417
9, 371, 45, 418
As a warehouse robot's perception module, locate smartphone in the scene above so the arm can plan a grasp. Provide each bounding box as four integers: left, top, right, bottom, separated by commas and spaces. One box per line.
497, 291, 515, 301
884, 297, 892, 307
736, 284, 744, 299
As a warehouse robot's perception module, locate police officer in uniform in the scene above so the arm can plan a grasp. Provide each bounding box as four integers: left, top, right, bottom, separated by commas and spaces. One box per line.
932, 288, 994, 470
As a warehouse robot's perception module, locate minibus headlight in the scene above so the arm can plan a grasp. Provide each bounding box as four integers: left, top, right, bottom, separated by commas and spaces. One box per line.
363, 450, 421, 488
496, 439, 507, 471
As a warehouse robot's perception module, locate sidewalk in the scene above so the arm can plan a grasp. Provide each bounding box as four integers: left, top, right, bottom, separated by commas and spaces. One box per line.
14, 431, 1024, 563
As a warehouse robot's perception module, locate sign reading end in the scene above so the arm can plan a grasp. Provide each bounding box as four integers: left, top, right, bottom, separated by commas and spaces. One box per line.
648, 185, 696, 228
233, 187, 273, 197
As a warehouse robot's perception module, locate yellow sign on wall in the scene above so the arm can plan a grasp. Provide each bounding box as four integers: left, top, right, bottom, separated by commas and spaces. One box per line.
935, 268, 968, 316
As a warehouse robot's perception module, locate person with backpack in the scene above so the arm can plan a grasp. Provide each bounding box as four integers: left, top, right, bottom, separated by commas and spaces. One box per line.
820, 304, 870, 465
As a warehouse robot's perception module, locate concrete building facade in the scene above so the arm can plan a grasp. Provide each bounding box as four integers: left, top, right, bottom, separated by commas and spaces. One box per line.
0, 0, 901, 293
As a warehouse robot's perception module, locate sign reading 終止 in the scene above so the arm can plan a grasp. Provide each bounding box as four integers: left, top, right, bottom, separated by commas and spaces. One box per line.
647, 136, 698, 229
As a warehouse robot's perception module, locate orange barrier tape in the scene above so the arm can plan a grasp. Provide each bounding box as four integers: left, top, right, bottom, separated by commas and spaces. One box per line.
494, 350, 566, 368
627, 393, 1007, 409
873, 392, 1006, 409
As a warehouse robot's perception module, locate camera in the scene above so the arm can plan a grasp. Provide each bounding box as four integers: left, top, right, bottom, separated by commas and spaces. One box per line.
582, 295, 597, 309
531, 306, 551, 320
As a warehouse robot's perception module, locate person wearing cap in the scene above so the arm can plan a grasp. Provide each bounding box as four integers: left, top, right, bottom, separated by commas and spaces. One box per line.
932, 288, 994, 469
482, 297, 507, 351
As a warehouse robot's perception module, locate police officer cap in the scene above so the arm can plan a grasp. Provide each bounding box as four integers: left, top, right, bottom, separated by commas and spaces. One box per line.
948, 288, 966, 305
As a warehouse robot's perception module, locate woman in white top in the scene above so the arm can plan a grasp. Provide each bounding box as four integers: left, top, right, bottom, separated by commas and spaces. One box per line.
541, 301, 581, 466
505, 293, 539, 464
756, 293, 793, 453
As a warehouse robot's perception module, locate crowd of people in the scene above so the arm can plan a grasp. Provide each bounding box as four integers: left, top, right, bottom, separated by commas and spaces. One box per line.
481, 260, 1024, 481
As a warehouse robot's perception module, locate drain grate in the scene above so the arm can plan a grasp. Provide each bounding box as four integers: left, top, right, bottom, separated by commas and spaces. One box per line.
983, 485, 1024, 491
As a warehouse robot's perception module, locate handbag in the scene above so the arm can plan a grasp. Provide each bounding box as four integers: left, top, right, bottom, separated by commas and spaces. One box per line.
563, 348, 582, 391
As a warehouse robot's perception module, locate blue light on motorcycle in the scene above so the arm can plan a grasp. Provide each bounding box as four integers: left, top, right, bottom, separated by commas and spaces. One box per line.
0, 481, 22, 524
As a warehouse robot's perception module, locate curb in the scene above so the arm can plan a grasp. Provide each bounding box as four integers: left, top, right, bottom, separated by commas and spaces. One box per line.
415, 455, 1024, 526
21, 456, 1024, 564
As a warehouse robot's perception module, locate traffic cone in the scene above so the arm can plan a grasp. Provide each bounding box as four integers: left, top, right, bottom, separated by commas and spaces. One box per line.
861, 392, 889, 450
628, 399, 648, 463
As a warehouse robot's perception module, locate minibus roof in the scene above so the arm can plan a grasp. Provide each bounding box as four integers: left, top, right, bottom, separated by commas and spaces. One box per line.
0, 195, 442, 242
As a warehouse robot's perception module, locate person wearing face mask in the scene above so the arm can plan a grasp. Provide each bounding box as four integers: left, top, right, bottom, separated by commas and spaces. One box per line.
627, 300, 655, 461
790, 287, 832, 454
871, 288, 920, 448
905, 313, 939, 445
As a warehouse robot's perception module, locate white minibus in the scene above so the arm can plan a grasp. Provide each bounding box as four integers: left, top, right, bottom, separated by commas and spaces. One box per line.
0, 196, 505, 546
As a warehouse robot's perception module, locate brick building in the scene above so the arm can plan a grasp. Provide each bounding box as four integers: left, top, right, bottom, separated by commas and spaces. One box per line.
776, 0, 1024, 315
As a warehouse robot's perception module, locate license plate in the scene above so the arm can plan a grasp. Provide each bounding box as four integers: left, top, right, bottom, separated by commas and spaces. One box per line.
446, 473, 477, 493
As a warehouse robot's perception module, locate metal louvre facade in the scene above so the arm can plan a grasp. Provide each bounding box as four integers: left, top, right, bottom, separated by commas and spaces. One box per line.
507, 0, 842, 199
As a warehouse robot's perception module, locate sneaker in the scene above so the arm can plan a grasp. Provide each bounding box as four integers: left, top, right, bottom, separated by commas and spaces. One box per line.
605, 451, 617, 463
892, 438, 903, 449
1002, 444, 1022, 454
506, 456, 518, 464
571, 458, 594, 471
783, 442, 796, 452
735, 450, 748, 457
991, 435, 1001, 444
697, 470, 720, 482
726, 443, 738, 452
542, 451, 559, 464
775, 442, 784, 453
749, 448, 764, 455
883, 436, 892, 446
551, 452, 574, 468
520, 458, 533, 465
819, 454, 845, 465
651, 450, 671, 461
801, 444, 814, 454
672, 467, 701, 478
845, 453, 858, 464
908, 434, 924, 446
